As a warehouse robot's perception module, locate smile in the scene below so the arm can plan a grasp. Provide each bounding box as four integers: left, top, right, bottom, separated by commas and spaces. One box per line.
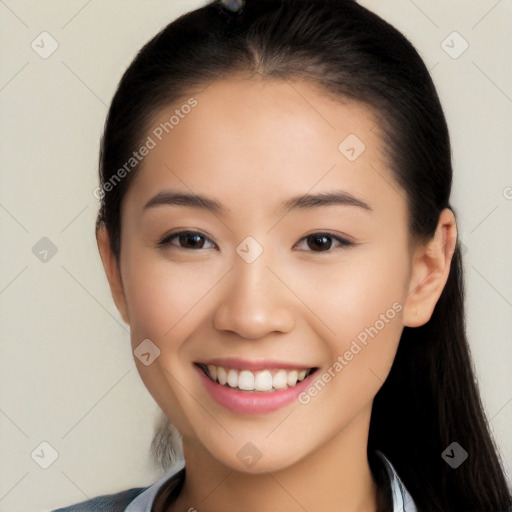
197, 364, 314, 392
195, 361, 319, 414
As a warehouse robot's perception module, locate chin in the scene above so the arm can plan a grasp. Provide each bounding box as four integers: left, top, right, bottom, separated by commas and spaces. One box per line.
198, 436, 309, 475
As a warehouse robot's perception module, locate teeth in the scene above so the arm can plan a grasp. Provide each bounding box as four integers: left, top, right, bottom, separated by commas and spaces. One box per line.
238, 370, 255, 391
227, 368, 238, 388
202, 365, 312, 392
272, 369, 287, 390
217, 366, 227, 385
207, 365, 217, 381
254, 370, 273, 391
286, 370, 298, 387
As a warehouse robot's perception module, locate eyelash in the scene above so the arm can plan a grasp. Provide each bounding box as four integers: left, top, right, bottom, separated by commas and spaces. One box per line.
157, 231, 355, 253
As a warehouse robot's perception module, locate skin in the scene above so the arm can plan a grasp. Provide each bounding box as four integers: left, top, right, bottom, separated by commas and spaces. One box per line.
97, 75, 457, 512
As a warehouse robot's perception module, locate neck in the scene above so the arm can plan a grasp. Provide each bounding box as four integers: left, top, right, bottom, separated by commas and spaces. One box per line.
168, 405, 379, 512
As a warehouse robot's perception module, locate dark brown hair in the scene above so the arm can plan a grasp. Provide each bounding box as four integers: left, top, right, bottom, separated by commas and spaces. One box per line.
97, 1, 512, 510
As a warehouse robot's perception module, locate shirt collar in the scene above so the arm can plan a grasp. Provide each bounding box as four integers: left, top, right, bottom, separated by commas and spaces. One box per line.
125, 458, 185, 512
375, 450, 418, 512
126, 452, 417, 512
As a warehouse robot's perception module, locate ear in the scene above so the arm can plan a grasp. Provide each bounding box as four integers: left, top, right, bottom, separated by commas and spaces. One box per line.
96, 225, 130, 325
403, 208, 457, 328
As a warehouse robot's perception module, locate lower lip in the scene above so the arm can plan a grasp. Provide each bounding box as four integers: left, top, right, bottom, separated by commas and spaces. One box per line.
196, 367, 316, 414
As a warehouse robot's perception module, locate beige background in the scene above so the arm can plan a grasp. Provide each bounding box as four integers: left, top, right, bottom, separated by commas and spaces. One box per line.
0, 1, 511, 511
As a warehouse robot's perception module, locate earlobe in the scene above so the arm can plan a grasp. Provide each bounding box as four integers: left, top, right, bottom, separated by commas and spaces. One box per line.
96, 226, 131, 325
403, 208, 457, 328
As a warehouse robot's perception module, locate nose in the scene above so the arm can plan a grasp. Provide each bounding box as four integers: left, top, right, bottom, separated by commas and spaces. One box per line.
212, 248, 296, 340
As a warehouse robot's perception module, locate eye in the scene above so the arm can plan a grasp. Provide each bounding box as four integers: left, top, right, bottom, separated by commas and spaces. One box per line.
158, 231, 216, 250
294, 232, 354, 253
157, 230, 354, 252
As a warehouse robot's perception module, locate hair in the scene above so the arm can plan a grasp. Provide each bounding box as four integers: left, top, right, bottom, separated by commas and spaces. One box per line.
96, 1, 512, 510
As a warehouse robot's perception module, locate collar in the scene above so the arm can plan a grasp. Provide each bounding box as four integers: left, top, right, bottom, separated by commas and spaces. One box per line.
126, 452, 417, 511
375, 450, 418, 511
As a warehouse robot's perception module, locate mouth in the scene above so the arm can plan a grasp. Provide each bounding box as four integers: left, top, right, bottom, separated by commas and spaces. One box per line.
195, 363, 318, 393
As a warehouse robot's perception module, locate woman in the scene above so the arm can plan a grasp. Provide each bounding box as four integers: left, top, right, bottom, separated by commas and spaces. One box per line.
53, 0, 512, 510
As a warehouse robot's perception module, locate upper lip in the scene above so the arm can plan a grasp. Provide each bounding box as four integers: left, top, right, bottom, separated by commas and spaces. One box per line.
195, 358, 316, 371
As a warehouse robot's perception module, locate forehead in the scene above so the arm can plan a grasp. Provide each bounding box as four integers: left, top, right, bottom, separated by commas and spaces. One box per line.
123, 76, 404, 222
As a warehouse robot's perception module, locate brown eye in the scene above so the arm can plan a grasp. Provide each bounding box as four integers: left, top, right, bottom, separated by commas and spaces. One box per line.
307, 234, 333, 252
179, 233, 206, 249
159, 231, 216, 250
295, 232, 354, 253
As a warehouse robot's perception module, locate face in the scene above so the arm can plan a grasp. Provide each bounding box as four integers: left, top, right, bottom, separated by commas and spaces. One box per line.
115, 76, 416, 473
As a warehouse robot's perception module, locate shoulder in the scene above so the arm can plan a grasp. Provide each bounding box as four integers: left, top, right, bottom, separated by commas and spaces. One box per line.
51, 486, 149, 512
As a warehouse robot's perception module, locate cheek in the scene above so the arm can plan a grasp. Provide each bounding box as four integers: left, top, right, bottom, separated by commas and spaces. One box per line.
287, 244, 409, 349
121, 252, 212, 434
332, 248, 409, 393
122, 249, 220, 345
294, 255, 407, 423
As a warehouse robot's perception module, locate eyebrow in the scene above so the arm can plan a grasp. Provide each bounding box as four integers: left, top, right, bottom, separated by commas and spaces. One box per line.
144, 191, 223, 213
143, 190, 372, 214
280, 190, 372, 213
